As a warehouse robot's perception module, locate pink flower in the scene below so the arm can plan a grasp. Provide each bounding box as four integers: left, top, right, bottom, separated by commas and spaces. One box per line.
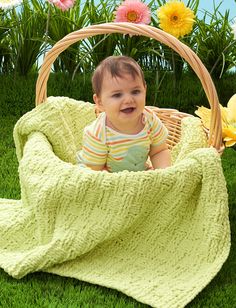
114, 0, 151, 24
47, 0, 75, 11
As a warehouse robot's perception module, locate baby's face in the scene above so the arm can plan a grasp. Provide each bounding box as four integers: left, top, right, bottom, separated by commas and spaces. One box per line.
93, 71, 146, 131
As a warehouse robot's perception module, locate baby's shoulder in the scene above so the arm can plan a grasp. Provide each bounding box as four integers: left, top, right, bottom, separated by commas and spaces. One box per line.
84, 112, 106, 143
143, 107, 160, 124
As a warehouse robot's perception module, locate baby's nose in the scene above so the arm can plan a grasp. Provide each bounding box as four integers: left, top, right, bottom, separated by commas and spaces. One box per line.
124, 94, 134, 103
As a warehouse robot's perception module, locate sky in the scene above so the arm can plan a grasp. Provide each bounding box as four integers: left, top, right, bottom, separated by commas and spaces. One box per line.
195, 0, 235, 20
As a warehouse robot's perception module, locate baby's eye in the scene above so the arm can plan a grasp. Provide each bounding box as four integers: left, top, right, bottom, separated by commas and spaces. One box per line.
112, 93, 122, 98
132, 89, 141, 95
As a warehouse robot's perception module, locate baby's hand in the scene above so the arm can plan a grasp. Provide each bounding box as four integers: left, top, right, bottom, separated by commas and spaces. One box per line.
149, 143, 171, 169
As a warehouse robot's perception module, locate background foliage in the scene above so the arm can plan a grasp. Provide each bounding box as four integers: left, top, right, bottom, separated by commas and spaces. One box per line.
1, 71, 236, 117
0, 0, 235, 79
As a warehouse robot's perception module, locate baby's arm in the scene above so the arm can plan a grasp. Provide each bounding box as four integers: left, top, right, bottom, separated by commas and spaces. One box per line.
77, 124, 108, 171
149, 143, 171, 169
85, 164, 106, 171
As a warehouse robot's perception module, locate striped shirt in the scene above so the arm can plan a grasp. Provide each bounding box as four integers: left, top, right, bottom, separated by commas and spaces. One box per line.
77, 107, 168, 172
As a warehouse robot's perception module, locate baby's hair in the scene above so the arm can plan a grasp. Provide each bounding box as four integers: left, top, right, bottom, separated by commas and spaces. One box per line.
92, 55, 146, 96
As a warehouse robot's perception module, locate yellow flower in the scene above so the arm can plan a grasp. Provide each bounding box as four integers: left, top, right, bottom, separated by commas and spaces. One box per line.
195, 94, 236, 147
157, 1, 195, 38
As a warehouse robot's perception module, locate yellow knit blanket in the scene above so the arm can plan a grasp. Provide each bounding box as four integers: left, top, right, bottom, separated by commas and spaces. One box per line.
0, 97, 230, 308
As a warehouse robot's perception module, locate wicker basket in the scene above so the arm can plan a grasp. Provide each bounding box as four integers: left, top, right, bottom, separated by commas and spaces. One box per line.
36, 22, 223, 152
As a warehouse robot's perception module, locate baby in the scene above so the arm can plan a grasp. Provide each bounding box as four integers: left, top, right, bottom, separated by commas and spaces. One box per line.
77, 55, 171, 172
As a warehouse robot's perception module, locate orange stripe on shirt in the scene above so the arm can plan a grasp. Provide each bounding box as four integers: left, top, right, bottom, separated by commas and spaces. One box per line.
83, 146, 106, 157
94, 122, 102, 138
107, 135, 147, 146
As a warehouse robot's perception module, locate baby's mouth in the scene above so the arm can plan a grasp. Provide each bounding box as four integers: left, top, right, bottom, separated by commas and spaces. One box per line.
120, 107, 135, 114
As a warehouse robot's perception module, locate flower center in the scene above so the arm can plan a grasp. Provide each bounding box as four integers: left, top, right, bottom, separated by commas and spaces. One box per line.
171, 14, 179, 22
127, 11, 138, 22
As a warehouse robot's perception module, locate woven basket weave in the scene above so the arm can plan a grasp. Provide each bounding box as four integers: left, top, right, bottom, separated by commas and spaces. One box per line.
36, 22, 223, 152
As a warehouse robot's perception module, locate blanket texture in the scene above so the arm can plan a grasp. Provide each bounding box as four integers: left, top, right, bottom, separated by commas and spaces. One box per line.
0, 97, 230, 308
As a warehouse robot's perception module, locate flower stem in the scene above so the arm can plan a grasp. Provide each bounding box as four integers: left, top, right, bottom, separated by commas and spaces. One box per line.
210, 41, 236, 79
44, 4, 51, 59
171, 50, 176, 90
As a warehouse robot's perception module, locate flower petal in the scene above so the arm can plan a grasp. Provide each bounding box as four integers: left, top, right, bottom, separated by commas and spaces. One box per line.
157, 1, 195, 38
224, 139, 236, 147
227, 94, 236, 123
0, 0, 22, 9
195, 106, 211, 129
47, 0, 75, 11
195, 104, 228, 129
114, 0, 151, 24
222, 126, 236, 139
219, 105, 228, 126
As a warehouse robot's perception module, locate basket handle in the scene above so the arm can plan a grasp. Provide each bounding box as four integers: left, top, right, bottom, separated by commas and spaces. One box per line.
36, 22, 222, 150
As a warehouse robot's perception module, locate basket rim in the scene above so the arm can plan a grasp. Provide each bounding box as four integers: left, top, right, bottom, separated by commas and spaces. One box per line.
35, 22, 223, 151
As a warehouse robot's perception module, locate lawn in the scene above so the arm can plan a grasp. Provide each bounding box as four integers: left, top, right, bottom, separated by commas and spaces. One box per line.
0, 74, 236, 307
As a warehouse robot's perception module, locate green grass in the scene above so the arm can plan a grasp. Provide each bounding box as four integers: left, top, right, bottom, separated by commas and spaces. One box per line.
0, 74, 236, 307
1, 71, 236, 116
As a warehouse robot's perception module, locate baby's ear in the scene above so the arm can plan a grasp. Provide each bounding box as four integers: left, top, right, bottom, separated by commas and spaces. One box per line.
93, 94, 104, 112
